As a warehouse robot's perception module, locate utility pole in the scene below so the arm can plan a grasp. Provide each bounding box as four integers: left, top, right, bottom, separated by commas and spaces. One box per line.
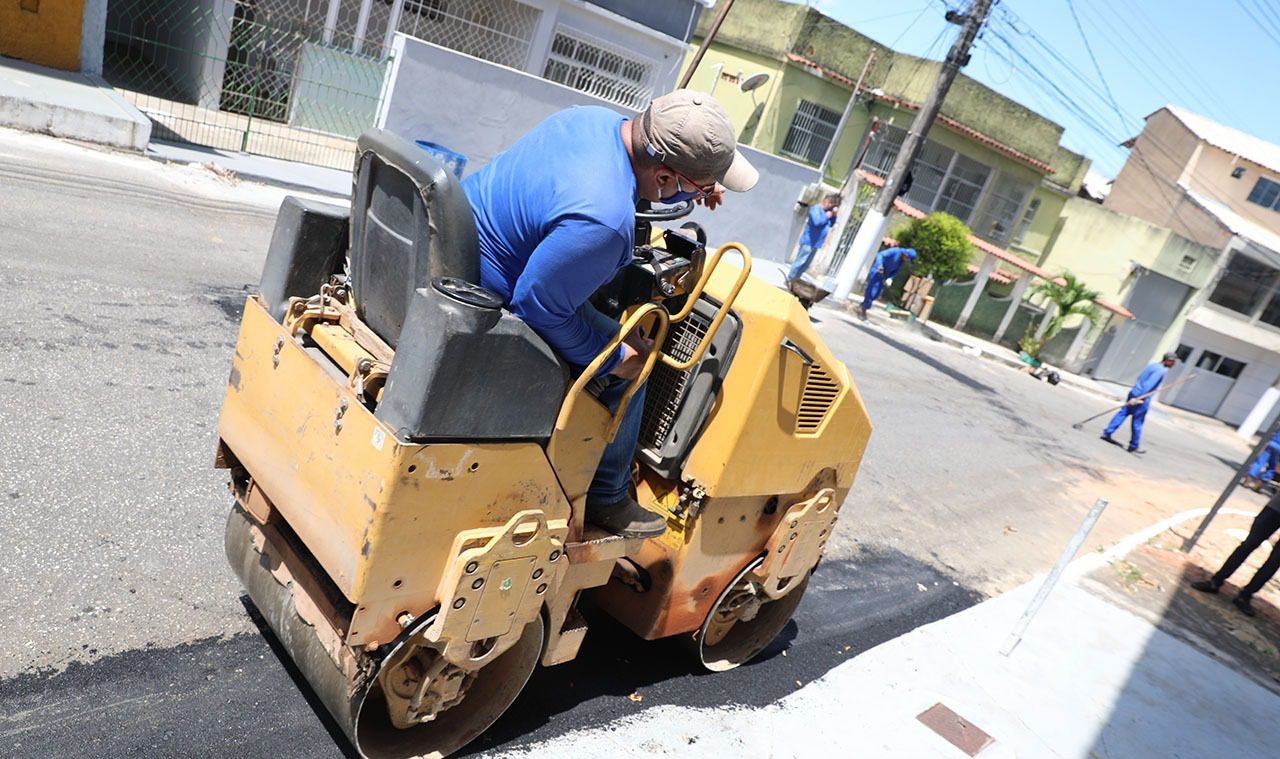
679, 0, 737, 90
816, 51, 878, 181
831, 0, 994, 302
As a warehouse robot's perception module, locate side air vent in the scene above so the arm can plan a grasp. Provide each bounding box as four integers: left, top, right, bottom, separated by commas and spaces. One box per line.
796, 364, 839, 434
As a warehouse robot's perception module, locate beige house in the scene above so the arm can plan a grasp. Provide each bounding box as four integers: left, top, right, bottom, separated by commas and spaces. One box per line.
1107, 105, 1280, 433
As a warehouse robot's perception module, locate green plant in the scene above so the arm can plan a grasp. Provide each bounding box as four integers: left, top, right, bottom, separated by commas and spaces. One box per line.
892, 212, 974, 282
1019, 335, 1042, 357
1028, 271, 1103, 354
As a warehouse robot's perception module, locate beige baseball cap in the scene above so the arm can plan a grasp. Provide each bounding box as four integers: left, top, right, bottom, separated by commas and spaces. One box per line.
635, 90, 759, 192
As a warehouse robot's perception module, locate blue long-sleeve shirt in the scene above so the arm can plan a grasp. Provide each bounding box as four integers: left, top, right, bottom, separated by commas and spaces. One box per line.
799, 204, 836, 248
463, 107, 636, 373
871, 247, 916, 281
1129, 362, 1168, 406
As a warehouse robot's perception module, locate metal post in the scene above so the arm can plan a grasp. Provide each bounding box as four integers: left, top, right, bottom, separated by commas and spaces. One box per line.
817, 52, 877, 182
1000, 498, 1109, 656
678, 0, 736, 90
352, 0, 374, 54
323, 0, 342, 45
1182, 415, 1280, 552
382, 0, 406, 58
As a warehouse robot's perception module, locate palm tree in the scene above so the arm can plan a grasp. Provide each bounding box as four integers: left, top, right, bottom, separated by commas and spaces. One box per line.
1021, 271, 1102, 358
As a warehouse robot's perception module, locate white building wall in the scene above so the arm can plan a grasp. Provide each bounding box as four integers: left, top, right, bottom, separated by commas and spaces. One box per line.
1169, 319, 1280, 425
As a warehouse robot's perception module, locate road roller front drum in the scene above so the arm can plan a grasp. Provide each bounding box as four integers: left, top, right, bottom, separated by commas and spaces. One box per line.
225, 504, 545, 759
692, 556, 810, 672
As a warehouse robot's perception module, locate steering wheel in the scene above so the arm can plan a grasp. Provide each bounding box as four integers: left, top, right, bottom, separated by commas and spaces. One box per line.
635, 199, 696, 222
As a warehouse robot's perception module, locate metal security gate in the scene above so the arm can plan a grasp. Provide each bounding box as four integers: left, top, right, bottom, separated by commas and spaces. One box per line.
1091, 268, 1190, 383
102, 0, 393, 169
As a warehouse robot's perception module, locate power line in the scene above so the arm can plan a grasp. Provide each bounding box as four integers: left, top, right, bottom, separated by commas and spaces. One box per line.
1064, 0, 1128, 136
1233, 0, 1280, 48
1082, 0, 1232, 124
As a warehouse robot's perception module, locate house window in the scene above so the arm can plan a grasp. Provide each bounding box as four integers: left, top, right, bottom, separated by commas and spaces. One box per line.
1011, 197, 1041, 245
1208, 251, 1280, 317
781, 100, 842, 165
1196, 350, 1247, 379
1232, 166, 1245, 179
937, 154, 991, 222
542, 27, 654, 110
1246, 176, 1280, 211
865, 124, 992, 225
903, 140, 954, 213
973, 173, 1032, 246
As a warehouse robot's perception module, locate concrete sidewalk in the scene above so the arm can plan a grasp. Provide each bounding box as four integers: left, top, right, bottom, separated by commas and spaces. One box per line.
490, 513, 1280, 758
0, 58, 150, 151
146, 140, 352, 199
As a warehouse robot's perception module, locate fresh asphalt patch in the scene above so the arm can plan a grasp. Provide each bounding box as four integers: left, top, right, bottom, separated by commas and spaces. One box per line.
0, 550, 979, 759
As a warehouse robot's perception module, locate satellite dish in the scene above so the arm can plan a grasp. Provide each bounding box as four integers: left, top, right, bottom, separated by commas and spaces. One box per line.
740, 72, 770, 93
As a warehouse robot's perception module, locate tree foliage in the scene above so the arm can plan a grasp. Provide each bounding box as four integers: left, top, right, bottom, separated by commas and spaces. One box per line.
1022, 271, 1103, 358
892, 212, 974, 282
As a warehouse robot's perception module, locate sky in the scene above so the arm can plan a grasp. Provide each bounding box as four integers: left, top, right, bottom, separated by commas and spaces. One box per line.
796, 0, 1280, 178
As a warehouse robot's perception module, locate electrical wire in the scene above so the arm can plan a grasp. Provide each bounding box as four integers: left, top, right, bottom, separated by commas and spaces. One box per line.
1064, 0, 1129, 136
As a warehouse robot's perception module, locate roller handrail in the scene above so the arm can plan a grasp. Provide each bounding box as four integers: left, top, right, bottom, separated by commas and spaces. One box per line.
660, 242, 752, 372
555, 303, 671, 442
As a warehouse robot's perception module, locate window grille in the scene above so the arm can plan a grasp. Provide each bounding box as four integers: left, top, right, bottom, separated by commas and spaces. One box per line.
781, 100, 842, 165
863, 123, 906, 178
1011, 197, 1041, 245
542, 26, 655, 110
973, 174, 1032, 247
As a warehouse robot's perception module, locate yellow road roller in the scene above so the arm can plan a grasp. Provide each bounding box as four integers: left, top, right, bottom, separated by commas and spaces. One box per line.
216, 131, 871, 758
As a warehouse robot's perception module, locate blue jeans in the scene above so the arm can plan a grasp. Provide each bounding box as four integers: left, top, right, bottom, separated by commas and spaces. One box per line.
788, 243, 818, 282
578, 304, 647, 506
1103, 400, 1149, 450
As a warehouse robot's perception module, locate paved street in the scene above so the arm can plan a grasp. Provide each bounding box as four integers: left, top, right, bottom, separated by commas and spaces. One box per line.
0, 129, 1264, 757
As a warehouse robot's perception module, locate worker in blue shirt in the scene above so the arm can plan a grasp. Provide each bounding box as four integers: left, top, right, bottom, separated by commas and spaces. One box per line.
786, 194, 839, 283
1244, 428, 1280, 491
856, 246, 917, 318
462, 91, 758, 539
1102, 352, 1177, 453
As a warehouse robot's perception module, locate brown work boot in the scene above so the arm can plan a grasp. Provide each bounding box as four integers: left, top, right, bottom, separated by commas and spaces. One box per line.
585, 497, 667, 539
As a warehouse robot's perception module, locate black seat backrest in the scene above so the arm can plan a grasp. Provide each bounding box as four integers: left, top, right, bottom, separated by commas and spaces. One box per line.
350, 130, 480, 348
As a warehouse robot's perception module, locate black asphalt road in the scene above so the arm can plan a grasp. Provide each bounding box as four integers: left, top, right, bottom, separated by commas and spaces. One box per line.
0, 551, 979, 759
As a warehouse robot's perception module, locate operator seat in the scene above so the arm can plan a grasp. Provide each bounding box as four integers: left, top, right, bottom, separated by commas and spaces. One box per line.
350, 129, 481, 348
349, 130, 567, 444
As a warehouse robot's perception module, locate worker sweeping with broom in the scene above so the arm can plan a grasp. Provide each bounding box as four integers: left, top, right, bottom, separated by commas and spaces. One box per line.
1101, 351, 1178, 454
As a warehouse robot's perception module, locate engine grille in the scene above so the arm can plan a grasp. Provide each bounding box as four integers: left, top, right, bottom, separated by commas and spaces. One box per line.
795, 363, 839, 434
638, 307, 712, 452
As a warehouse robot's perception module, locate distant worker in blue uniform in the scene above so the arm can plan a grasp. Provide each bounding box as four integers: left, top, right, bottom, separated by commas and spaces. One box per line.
1101, 352, 1177, 453
1243, 428, 1280, 491
856, 246, 917, 319
786, 194, 839, 283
